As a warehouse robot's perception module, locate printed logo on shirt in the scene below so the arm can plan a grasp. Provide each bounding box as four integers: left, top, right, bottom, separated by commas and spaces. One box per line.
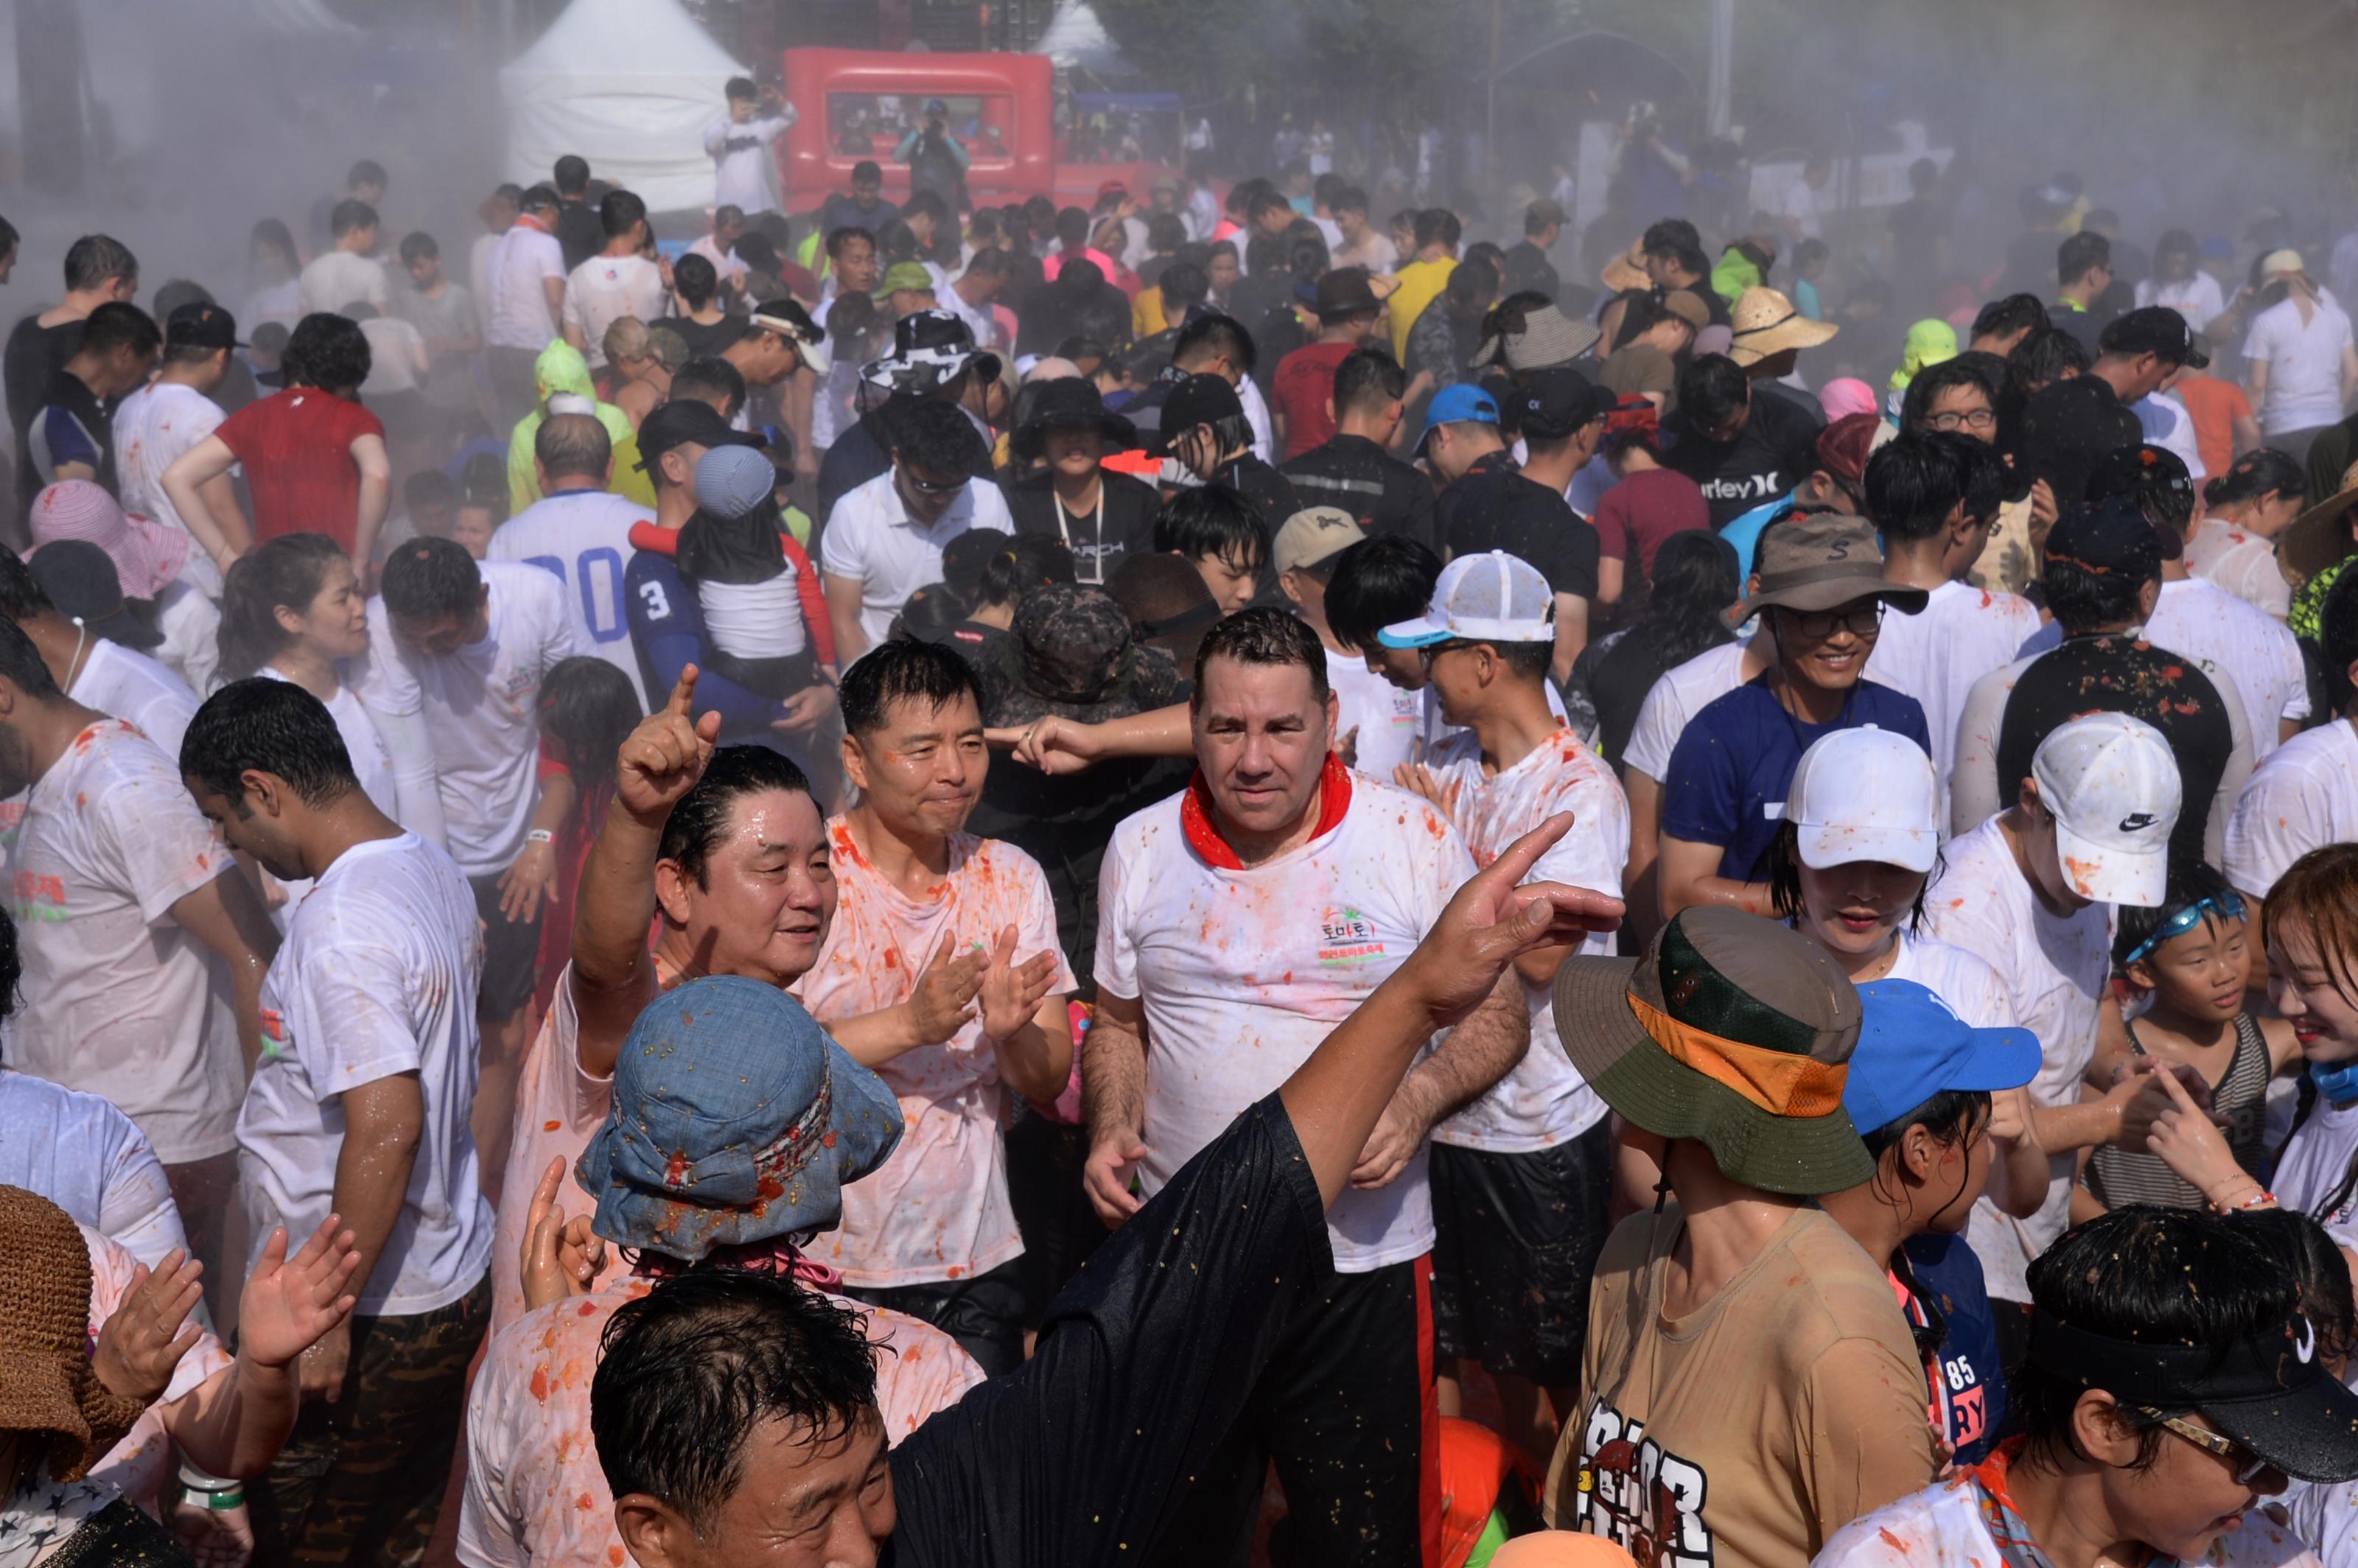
10, 871, 66, 922
1317, 907, 1385, 965
1696, 472, 1783, 504
258, 1008, 288, 1060
1571, 1401, 1713, 1568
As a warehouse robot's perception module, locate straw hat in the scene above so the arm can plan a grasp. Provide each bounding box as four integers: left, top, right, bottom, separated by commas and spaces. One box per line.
1726, 286, 1839, 366
0, 1186, 151, 1483
1600, 238, 1651, 293
2284, 460, 2358, 584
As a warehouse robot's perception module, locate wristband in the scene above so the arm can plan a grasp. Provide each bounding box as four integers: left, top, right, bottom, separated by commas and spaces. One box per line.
179, 1465, 238, 1494
201, 1488, 245, 1511
2211, 1186, 2277, 1214
525, 828, 555, 846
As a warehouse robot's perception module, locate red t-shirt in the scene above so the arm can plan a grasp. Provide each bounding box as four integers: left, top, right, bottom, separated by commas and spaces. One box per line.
214, 388, 385, 553
1271, 340, 1357, 461
2172, 374, 2253, 485
1592, 466, 1709, 578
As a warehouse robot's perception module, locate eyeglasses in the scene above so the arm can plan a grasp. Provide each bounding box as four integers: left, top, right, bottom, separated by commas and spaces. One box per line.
1780, 603, 1886, 640
2121, 891, 2247, 967
2136, 1410, 2273, 1485
901, 471, 969, 497
1925, 407, 1998, 432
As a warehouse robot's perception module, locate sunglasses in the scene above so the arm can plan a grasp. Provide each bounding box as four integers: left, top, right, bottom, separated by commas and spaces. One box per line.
902, 471, 969, 497
1779, 603, 1885, 640
2121, 891, 2247, 967
2138, 1410, 2273, 1486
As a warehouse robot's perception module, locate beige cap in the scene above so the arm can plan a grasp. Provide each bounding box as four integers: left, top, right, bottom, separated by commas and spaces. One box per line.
1273, 506, 1366, 575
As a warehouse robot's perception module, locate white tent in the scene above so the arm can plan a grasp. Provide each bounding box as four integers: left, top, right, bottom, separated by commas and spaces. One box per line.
1035, 1, 1134, 77
501, 0, 746, 216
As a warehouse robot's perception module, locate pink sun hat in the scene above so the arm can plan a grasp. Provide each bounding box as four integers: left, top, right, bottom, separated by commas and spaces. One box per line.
29, 481, 191, 599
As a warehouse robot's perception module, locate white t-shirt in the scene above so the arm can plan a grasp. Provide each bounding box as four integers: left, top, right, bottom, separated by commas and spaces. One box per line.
561, 254, 668, 371
358, 315, 427, 396
486, 488, 651, 709
351, 562, 586, 878
485, 223, 567, 352
1621, 640, 1755, 782
1881, 931, 2015, 1031
705, 111, 794, 214
1241, 376, 1277, 466
1782, 176, 1825, 240
153, 583, 220, 698
111, 381, 226, 579
684, 234, 749, 285
795, 821, 1073, 1288
71, 636, 198, 761
2276, 1093, 2358, 1254
2186, 518, 2294, 621
239, 831, 492, 1315
1096, 776, 1477, 1271
819, 469, 1015, 649
1329, 648, 1422, 782
2225, 718, 2358, 898
3, 721, 242, 1164
1923, 816, 2113, 1303
1423, 727, 1629, 1151
298, 250, 390, 317
2133, 391, 2207, 485
1864, 579, 2043, 788
2135, 271, 2227, 326
253, 668, 398, 927
0, 1069, 186, 1267
2244, 293, 2355, 435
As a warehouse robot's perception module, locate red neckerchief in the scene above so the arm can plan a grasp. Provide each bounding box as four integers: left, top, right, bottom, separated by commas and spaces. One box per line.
511, 211, 553, 237
1180, 752, 1352, 871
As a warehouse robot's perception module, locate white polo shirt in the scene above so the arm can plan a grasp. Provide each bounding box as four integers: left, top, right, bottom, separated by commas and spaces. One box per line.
818, 468, 1013, 650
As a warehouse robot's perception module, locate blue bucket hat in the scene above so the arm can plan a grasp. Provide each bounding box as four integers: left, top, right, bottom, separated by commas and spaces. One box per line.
576, 976, 903, 1259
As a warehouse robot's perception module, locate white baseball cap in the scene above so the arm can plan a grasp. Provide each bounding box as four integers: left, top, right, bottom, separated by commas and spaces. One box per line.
1785, 728, 1940, 875
2032, 712, 2181, 907
1378, 550, 1556, 648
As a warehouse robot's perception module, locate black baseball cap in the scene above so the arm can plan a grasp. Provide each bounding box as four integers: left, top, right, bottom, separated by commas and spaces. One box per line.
166, 302, 243, 352
634, 399, 766, 472
2099, 305, 2210, 368
1152, 373, 1245, 453
27, 540, 161, 651
2044, 494, 2163, 583
1514, 368, 1606, 441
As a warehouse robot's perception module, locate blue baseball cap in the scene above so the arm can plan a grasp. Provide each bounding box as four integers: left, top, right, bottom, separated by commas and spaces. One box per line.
1416, 382, 1500, 452
575, 976, 903, 1259
1845, 979, 2039, 1138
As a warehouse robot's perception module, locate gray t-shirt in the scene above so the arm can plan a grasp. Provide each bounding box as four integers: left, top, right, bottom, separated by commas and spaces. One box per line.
393, 282, 481, 410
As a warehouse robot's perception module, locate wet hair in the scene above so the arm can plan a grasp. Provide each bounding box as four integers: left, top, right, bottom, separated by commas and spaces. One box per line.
671, 357, 746, 422
1174, 311, 1256, 374
839, 635, 984, 738
890, 399, 984, 477
2236, 1209, 2357, 1373
180, 677, 357, 808
1765, 818, 1934, 930
2115, 861, 2240, 970
1634, 530, 1740, 668
1866, 431, 1971, 543
1153, 485, 1267, 571
1677, 354, 1750, 430
2015, 1207, 2296, 1473
538, 657, 641, 797
398, 231, 440, 267
281, 313, 371, 394
656, 745, 816, 886
62, 234, 136, 294
79, 301, 160, 361
1424, 637, 1552, 680
217, 533, 350, 679
2203, 448, 2306, 511
2043, 545, 2150, 634
0, 547, 52, 622
594, 1270, 878, 1536
380, 536, 483, 626
0, 617, 57, 700
2057, 230, 2112, 286
330, 199, 377, 240
2268, 844, 2358, 1015
1158, 261, 1210, 312
1900, 353, 2005, 432
600, 189, 647, 239
2010, 327, 2088, 391
1953, 434, 2009, 522
1325, 533, 1443, 654
1445, 256, 1499, 312
941, 531, 1072, 612
1973, 293, 2048, 343
535, 413, 611, 482
1333, 347, 1407, 417
671, 253, 718, 311
1192, 605, 1329, 705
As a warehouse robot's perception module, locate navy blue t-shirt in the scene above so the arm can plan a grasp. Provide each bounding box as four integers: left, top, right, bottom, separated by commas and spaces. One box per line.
1901, 1231, 2007, 1466
1659, 674, 1931, 881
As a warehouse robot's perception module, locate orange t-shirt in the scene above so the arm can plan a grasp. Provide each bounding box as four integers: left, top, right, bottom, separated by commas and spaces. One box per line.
2172, 374, 2253, 484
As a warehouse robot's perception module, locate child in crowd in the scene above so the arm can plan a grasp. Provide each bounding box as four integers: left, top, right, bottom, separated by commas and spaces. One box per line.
2082, 863, 2299, 1214
673, 443, 830, 697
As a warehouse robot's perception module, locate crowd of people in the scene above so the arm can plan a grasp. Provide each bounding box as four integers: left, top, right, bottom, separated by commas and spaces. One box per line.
4, 67, 2358, 1568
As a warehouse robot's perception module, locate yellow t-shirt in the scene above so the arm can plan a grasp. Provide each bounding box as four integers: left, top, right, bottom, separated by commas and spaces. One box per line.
1133, 284, 1168, 340
1545, 1203, 1937, 1568
1388, 256, 1458, 359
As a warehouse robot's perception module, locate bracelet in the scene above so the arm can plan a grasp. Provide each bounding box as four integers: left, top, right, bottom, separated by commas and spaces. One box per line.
2211, 1187, 2277, 1214
525, 829, 555, 846
200, 1488, 245, 1511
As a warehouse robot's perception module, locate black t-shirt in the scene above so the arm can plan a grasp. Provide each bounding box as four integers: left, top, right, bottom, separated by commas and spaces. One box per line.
5, 313, 79, 440
31, 368, 118, 498
1578, 625, 1734, 767
1436, 449, 1600, 600
1993, 634, 2235, 869
665, 313, 750, 360
1660, 391, 1823, 529
884, 1093, 1329, 1567
2018, 374, 2141, 508
555, 200, 606, 274
1502, 240, 1561, 304
2046, 301, 2105, 358
1282, 433, 1440, 553
1209, 455, 1302, 538
1002, 469, 1161, 584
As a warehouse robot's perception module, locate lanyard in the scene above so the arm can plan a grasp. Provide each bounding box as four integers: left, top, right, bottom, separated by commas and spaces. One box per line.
1056, 483, 1107, 584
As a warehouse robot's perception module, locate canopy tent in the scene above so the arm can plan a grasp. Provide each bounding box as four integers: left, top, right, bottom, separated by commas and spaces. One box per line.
1035, 1, 1136, 77
501, 0, 746, 215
